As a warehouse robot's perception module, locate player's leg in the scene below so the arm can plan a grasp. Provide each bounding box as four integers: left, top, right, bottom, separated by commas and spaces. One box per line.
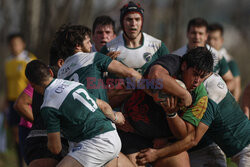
29, 158, 59, 167
56, 155, 83, 167
105, 152, 135, 167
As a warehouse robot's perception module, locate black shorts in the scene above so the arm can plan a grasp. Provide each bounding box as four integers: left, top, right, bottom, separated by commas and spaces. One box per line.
118, 130, 153, 155
24, 136, 69, 165
7, 101, 20, 127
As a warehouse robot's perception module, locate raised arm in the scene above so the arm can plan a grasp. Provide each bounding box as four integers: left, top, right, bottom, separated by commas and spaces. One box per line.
107, 60, 142, 82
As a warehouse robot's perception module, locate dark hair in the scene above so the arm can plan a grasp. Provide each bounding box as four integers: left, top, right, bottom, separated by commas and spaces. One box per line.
92, 15, 116, 35
120, 1, 144, 29
182, 47, 214, 75
187, 18, 208, 32
49, 41, 62, 77
208, 23, 224, 35
53, 24, 91, 60
25, 60, 51, 86
7, 33, 25, 43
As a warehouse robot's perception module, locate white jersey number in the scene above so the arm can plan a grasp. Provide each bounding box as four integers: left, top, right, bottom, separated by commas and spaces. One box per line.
72, 88, 98, 112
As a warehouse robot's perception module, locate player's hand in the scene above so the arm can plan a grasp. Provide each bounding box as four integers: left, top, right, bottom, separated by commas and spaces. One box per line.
107, 51, 120, 59
136, 148, 158, 165
116, 119, 135, 133
179, 90, 192, 107
114, 112, 125, 125
160, 96, 179, 114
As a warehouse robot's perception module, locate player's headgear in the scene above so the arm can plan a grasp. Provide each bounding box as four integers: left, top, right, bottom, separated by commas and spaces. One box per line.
120, 1, 144, 29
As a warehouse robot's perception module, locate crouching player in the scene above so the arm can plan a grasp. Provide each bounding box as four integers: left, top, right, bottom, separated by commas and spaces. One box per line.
25, 60, 123, 167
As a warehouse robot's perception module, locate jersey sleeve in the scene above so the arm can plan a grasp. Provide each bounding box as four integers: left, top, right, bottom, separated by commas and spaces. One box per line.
180, 83, 208, 127
201, 99, 217, 126
158, 42, 169, 57
150, 54, 181, 76
100, 45, 109, 55
94, 52, 113, 72
40, 107, 61, 133
23, 84, 34, 98
228, 60, 240, 77
218, 57, 230, 76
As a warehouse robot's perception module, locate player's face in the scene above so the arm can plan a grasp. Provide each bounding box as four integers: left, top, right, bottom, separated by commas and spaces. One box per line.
82, 35, 92, 53
123, 13, 142, 39
9, 37, 26, 56
181, 64, 207, 91
93, 25, 116, 52
208, 30, 223, 51
187, 26, 208, 49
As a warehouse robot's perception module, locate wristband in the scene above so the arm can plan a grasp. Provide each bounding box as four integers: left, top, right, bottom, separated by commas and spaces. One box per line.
112, 112, 118, 123
167, 112, 177, 118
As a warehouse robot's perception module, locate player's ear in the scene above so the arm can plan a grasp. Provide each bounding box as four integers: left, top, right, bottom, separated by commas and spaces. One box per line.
57, 58, 64, 68
181, 61, 187, 71
49, 68, 54, 77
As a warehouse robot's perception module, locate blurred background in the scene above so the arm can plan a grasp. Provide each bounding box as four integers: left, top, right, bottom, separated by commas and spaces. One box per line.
0, 0, 249, 166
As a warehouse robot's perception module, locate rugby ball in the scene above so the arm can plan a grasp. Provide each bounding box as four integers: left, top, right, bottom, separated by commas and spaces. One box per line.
154, 79, 186, 103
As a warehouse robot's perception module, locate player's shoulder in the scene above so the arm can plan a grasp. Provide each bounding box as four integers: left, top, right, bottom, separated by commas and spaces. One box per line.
143, 32, 162, 47
106, 33, 124, 48
171, 45, 187, 56
203, 73, 228, 104
42, 79, 82, 109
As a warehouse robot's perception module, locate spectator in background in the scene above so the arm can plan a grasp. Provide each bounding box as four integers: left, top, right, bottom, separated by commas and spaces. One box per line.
92, 15, 117, 52
241, 83, 250, 119
208, 23, 241, 101
4, 33, 36, 167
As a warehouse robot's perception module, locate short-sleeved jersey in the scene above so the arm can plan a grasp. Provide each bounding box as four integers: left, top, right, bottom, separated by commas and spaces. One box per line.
201, 73, 250, 157
219, 48, 240, 77
122, 54, 208, 138
40, 79, 115, 143
172, 45, 229, 77
101, 32, 169, 75
5, 51, 36, 100
57, 52, 112, 102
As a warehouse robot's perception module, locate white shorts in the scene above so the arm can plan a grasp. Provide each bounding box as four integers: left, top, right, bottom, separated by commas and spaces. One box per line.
68, 130, 121, 167
231, 144, 250, 167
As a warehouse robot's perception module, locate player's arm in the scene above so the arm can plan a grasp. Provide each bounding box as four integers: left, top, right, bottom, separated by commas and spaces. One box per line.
96, 98, 125, 125
233, 76, 241, 102
47, 132, 62, 155
241, 83, 250, 119
107, 60, 142, 82
148, 65, 192, 107
14, 91, 34, 122
136, 122, 209, 165
160, 96, 191, 139
222, 70, 235, 92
